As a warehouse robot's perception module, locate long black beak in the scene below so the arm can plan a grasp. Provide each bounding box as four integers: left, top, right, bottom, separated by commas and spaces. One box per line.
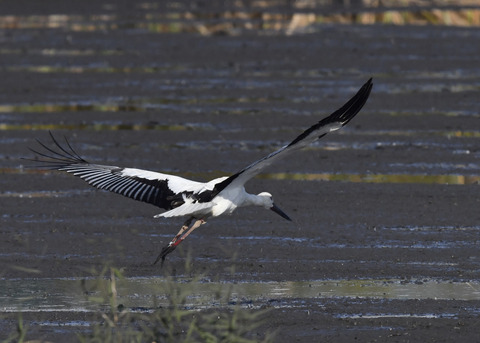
270, 203, 292, 221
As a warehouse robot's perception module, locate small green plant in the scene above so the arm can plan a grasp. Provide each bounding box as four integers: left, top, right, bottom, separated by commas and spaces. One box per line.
2, 314, 27, 343
77, 260, 274, 343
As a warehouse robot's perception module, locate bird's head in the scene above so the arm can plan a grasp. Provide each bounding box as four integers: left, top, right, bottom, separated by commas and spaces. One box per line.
257, 192, 292, 221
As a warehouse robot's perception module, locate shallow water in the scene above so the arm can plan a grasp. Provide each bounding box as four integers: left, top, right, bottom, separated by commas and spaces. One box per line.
2, 277, 479, 314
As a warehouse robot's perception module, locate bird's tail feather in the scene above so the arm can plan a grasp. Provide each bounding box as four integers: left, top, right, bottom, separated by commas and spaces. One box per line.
154, 202, 214, 218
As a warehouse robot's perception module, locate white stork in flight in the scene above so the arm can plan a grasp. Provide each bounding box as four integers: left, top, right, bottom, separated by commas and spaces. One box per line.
28, 78, 372, 265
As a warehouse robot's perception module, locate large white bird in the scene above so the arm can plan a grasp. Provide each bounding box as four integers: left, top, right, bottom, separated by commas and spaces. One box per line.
29, 78, 372, 265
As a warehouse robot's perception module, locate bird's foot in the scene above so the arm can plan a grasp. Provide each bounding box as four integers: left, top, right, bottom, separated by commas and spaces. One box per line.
153, 243, 177, 266
153, 218, 205, 267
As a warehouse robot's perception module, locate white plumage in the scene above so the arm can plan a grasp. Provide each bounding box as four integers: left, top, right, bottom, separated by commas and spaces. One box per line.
28, 78, 372, 265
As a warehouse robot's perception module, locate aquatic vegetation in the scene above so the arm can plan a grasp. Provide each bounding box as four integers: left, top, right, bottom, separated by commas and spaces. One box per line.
77, 262, 274, 343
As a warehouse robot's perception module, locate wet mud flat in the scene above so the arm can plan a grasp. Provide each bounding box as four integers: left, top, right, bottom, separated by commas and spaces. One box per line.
1, 1, 480, 342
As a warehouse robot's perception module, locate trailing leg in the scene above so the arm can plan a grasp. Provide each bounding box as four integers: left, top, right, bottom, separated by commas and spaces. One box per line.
153, 218, 205, 266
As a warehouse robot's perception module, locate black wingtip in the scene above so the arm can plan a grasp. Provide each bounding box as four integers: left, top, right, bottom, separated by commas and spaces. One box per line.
287, 78, 373, 148
24, 132, 87, 169
334, 77, 373, 127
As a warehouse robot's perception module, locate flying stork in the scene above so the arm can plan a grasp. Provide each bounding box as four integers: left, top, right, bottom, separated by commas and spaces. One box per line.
28, 78, 372, 265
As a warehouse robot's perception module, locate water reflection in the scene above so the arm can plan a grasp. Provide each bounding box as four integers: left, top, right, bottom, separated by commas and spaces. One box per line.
0, 122, 191, 131
0, 94, 277, 114
1, 277, 479, 313
0, 48, 123, 56
5, 65, 170, 73
259, 172, 480, 185
3, 168, 480, 186
0, 189, 92, 199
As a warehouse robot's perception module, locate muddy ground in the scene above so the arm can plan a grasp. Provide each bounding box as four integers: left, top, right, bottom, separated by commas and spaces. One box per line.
1, 1, 480, 342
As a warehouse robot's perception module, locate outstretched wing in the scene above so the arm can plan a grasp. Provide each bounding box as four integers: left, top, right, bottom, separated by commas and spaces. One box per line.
212, 78, 373, 193
27, 78, 372, 212
26, 132, 207, 210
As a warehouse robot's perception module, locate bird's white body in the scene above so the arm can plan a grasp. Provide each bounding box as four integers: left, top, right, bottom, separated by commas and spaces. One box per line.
154, 179, 270, 219
29, 78, 373, 264
211, 189, 273, 217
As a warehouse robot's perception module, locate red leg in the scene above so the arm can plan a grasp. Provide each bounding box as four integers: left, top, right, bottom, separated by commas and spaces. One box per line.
153, 218, 205, 266
170, 217, 193, 245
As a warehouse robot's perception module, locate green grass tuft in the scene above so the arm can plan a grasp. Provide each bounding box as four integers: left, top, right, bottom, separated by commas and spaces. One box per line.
77, 260, 274, 343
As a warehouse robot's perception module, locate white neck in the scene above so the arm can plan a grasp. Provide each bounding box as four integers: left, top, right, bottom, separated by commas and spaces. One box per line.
242, 192, 271, 208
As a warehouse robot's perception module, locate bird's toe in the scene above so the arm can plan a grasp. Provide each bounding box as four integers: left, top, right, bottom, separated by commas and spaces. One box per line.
153, 244, 177, 266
